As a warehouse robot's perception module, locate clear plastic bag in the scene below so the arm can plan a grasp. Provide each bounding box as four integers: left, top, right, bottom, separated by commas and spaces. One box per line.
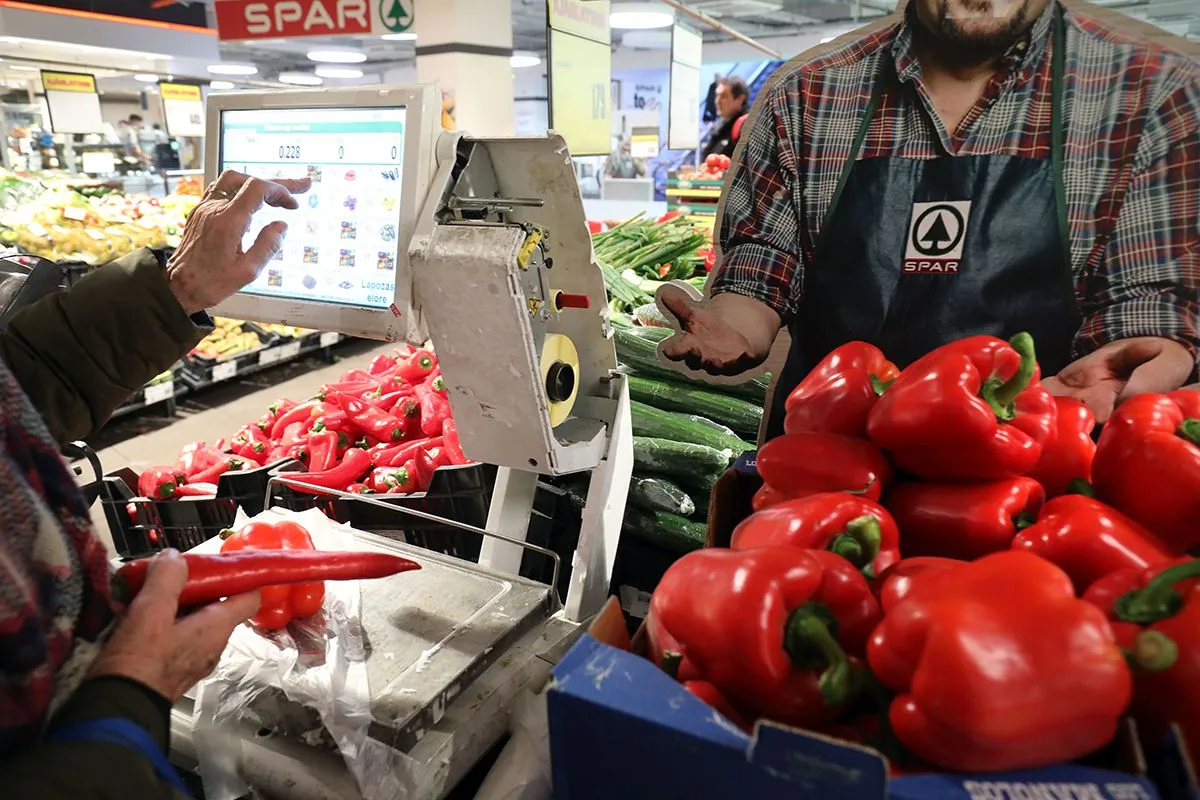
190, 507, 421, 800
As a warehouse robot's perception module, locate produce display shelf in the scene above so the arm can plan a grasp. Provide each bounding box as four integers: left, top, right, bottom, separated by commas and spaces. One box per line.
110, 373, 189, 419
666, 187, 722, 200
179, 331, 344, 391
667, 203, 718, 218
669, 178, 725, 189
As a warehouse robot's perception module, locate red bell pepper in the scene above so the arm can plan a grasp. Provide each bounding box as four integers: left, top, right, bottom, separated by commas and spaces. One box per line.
756, 432, 892, 503
872, 557, 964, 614
1012, 494, 1175, 593
730, 493, 900, 580
138, 466, 179, 500
783, 342, 900, 439
645, 610, 702, 683
284, 448, 371, 492
217, 520, 326, 629
866, 333, 1056, 480
333, 392, 405, 442
751, 484, 788, 511
442, 419, 469, 465
396, 349, 437, 383
1083, 558, 1200, 760
112, 547, 420, 610
867, 550, 1132, 773
1025, 396, 1096, 498
683, 680, 754, 733
1092, 391, 1200, 552
884, 477, 1045, 561
651, 547, 881, 728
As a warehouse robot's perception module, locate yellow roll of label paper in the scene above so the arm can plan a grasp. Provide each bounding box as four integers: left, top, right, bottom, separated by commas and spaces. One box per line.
540, 333, 580, 428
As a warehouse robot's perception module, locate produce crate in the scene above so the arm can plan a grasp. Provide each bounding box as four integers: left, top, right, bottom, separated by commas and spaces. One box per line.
111, 368, 187, 419
101, 458, 292, 558
266, 462, 573, 590
178, 335, 272, 389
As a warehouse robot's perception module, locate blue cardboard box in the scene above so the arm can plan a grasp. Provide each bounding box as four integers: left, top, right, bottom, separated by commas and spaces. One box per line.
548, 634, 1161, 800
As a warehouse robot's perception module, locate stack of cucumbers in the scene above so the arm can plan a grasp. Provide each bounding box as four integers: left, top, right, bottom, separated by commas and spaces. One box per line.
566, 322, 766, 558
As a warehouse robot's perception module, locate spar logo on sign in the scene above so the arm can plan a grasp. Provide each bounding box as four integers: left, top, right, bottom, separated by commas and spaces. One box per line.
903, 201, 971, 275
215, 0, 377, 40
379, 0, 413, 33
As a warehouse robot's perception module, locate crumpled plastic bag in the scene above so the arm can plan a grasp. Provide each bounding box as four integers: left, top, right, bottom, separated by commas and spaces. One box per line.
189, 507, 420, 800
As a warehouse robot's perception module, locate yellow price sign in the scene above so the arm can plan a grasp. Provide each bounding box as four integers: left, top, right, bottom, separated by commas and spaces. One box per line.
160, 83, 202, 103
549, 29, 611, 157
547, 0, 610, 44
41, 71, 96, 94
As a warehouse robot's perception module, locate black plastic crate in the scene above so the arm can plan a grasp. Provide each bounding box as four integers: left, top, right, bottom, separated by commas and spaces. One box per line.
101, 458, 296, 558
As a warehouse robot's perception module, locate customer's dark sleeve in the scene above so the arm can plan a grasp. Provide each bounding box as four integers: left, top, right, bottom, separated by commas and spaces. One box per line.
0, 677, 181, 799
0, 248, 210, 444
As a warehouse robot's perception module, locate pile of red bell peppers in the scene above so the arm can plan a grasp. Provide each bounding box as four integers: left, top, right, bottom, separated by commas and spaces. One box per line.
135, 343, 474, 501
647, 332, 1200, 775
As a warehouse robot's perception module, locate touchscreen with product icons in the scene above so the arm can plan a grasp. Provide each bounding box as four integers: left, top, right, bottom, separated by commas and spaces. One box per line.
218, 106, 406, 310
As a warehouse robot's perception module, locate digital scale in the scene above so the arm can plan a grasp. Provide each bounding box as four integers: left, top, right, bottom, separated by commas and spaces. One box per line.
173, 84, 634, 798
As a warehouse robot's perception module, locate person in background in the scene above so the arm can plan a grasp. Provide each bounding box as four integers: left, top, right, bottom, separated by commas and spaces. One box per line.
0, 170, 311, 798
604, 136, 646, 180
703, 73, 720, 123
662, 0, 1199, 437
701, 76, 750, 160
117, 114, 147, 164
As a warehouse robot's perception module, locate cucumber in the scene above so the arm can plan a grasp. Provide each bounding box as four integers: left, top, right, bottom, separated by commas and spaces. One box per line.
623, 507, 707, 556
561, 479, 589, 510
631, 400, 753, 454
633, 436, 730, 479
628, 475, 695, 516
626, 375, 762, 437
613, 326, 771, 404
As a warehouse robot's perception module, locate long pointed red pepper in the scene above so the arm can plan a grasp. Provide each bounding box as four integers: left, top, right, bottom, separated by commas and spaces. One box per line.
112, 549, 421, 607
284, 448, 371, 492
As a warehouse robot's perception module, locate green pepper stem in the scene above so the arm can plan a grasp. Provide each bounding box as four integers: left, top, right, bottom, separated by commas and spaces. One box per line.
783, 603, 853, 708
1013, 512, 1037, 531
1065, 478, 1096, 497
661, 651, 682, 681
1115, 559, 1200, 624
980, 332, 1038, 418
870, 375, 895, 396
828, 515, 883, 576
1177, 419, 1200, 447
1128, 631, 1179, 672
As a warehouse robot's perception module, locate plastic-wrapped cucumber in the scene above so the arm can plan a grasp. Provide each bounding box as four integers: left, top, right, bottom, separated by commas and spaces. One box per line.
633, 436, 730, 479
632, 302, 672, 328
613, 326, 771, 403
631, 400, 753, 454
628, 475, 695, 516
626, 374, 762, 437
622, 507, 707, 555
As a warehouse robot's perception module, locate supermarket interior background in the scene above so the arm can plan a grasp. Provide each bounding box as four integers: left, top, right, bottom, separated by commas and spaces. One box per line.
0, 0, 1198, 798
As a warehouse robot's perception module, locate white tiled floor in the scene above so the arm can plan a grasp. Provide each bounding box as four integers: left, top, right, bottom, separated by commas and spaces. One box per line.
81, 342, 396, 556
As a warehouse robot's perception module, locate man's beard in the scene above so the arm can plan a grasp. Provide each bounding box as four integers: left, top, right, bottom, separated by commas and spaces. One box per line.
918, 0, 1036, 62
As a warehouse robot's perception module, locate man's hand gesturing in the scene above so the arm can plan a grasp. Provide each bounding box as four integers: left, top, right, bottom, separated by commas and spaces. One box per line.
166, 171, 311, 315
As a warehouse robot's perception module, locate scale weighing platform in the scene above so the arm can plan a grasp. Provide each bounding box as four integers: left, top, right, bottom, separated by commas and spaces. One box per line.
175, 84, 635, 798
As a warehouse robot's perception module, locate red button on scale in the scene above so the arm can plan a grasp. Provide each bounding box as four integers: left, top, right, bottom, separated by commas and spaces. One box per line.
554, 292, 590, 310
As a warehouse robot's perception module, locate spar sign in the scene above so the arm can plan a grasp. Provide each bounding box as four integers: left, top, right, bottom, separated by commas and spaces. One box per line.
214, 0, 413, 41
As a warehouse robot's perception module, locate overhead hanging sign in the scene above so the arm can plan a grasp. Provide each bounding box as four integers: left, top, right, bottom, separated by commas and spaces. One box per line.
213, 0, 413, 41
668, 24, 702, 151
160, 83, 205, 137
547, 0, 612, 158
40, 70, 103, 135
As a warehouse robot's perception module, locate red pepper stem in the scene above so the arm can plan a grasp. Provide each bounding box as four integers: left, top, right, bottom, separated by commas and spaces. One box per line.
1127, 631, 1179, 672
828, 515, 882, 576
783, 603, 852, 708
1176, 418, 1200, 446
980, 332, 1037, 418
661, 651, 683, 681
1065, 478, 1095, 497
1115, 559, 1200, 624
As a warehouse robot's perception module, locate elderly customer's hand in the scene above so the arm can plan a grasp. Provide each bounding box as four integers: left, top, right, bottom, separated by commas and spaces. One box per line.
166, 170, 311, 315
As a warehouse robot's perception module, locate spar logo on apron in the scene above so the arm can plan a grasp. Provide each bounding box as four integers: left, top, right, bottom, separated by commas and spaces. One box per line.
904, 201, 971, 274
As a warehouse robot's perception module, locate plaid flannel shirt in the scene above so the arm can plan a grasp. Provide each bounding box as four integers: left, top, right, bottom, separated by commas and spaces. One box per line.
711, 1, 1200, 361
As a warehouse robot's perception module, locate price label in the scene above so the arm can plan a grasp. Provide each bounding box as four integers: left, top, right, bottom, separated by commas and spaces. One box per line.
319, 332, 340, 347
62, 206, 87, 221
618, 585, 652, 619
143, 381, 174, 404
258, 347, 284, 367
212, 361, 237, 382
279, 341, 302, 360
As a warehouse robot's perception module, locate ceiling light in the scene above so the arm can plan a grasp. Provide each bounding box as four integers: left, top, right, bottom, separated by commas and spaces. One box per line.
10, 65, 36, 72
819, 36, 834, 43
380, 32, 417, 41
278, 72, 323, 86
306, 48, 366, 64
208, 63, 258, 76
133, 73, 159, 83
209, 80, 235, 90
315, 66, 363, 79
510, 52, 541, 68
610, 2, 673, 30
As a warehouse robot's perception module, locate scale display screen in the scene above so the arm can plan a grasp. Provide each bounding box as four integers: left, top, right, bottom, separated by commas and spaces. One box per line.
218, 106, 407, 310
